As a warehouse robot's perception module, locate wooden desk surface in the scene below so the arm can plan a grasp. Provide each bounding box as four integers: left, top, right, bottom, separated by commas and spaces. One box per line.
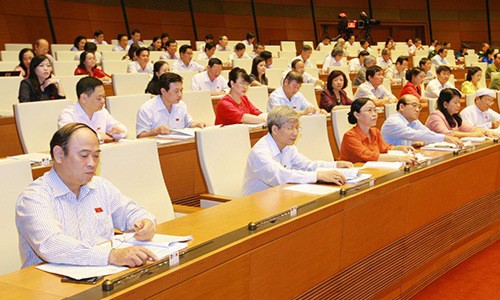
0, 142, 497, 299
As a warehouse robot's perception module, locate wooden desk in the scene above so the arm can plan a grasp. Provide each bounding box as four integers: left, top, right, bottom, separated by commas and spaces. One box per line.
0, 142, 498, 299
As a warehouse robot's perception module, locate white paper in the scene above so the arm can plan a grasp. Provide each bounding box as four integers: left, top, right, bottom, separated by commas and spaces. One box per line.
155, 139, 177, 145
346, 173, 373, 184
460, 137, 486, 143
284, 184, 340, 195
363, 161, 404, 169
156, 134, 193, 140
317, 167, 359, 179
8, 153, 51, 163
113, 233, 192, 259
36, 263, 128, 280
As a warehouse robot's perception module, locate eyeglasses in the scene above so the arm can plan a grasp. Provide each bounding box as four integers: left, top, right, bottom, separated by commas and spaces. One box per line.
281, 125, 301, 133
405, 102, 422, 109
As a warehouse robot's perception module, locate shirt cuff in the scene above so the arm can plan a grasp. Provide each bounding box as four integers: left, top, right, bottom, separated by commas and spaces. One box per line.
89, 243, 113, 266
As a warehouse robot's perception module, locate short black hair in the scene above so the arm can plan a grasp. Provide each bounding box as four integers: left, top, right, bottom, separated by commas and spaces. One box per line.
405, 67, 425, 82
208, 58, 223, 67
326, 70, 348, 92
347, 98, 372, 124
84, 42, 97, 52
291, 59, 303, 69
205, 34, 214, 40
228, 67, 251, 88
204, 42, 215, 51
73, 35, 86, 48
284, 71, 303, 84
260, 51, 272, 60
465, 66, 482, 81
246, 32, 256, 40
358, 50, 370, 58
395, 55, 409, 65
366, 65, 382, 81
419, 57, 430, 67
50, 123, 97, 159
166, 39, 177, 47
131, 29, 141, 35
76, 76, 103, 99
135, 47, 149, 57
117, 33, 127, 41
158, 72, 183, 91
179, 44, 192, 54
437, 47, 446, 54
94, 30, 103, 37
302, 45, 312, 51
436, 65, 452, 74
235, 43, 246, 51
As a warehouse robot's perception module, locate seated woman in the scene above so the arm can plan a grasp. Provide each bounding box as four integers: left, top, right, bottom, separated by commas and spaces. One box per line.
455, 43, 469, 60
400, 67, 430, 103
122, 43, 140, 61
461, 66, 483, 95
74, 51, 111, 82
249, 56, 268, 86
148, 37, 163, 52
481, 49, 494, 65
14, 48, 35, 78
70, 35, 87, 51
18, 55, 65, 102
319, 70, 352, 112
215, 67, 265, 125
340, 98, 416, 163
425, 88, 485, 138
145, 61, 170, 94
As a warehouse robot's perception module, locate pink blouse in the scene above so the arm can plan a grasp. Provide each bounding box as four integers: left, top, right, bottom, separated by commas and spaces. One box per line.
425, 110, 475, 134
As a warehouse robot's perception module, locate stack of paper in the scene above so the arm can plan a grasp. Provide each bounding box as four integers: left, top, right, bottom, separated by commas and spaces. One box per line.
36, 264, 128, 280
460, 137, 486, 143
8, 153, 51, 164
113, 233, 192, 260
318, 167, 359, 180
363, 161, 404, 170
421, 142, 458, 152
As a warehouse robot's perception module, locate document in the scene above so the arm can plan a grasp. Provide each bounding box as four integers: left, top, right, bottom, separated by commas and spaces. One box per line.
284, 184, 340, 195
36, 264, 128, 280
112, 233, 192, 260
363, 161, 404, 169
317, 167, 359, 180
157, 125, 223, 140
8, 153, 51, 164
421, 141, 472, 152
346, 173, 373, 184
460, 137, 487, 143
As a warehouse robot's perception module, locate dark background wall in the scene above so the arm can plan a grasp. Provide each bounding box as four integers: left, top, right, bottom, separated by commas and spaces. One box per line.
0, 0, 495, 50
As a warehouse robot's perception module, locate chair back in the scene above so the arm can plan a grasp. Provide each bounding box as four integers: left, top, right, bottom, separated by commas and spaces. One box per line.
464, 54, 478, 66
295, 114, 333, 161
0, 159, 32, 275
271, 58, 289, 69
171, 70, 198, 92
0, 77, 23, 115
266, 68, 285, 89
232, 59, 252, 73
278, 51, 296, 59
112, 73, 150, 95
58, 75, 85, 104
299, 83, 318, 108
5, 43, 32, 51
53, 61, 78, 76
14, 100, 72, 153
0, 50, 19, 61
280, 41, 296, 52
0, 61, 21, 70
182, 90, 215, 125
428, 98, 438, 113
98, 139, 175, 223
106, 93, 151, 139
50, 44, 73, 54
246, 86, 269, 112
331, 107, 355, 151
385, 103, 398, 118
55, 51, 77, 61
101, 51, 126, 61
101, 60, 129, 75
196, 125, 250, 198
465, 93, 476, 107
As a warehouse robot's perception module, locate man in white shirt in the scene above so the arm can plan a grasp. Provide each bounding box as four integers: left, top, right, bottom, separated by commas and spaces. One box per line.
241, 32, 256, 47
407, 38, 416, 55
322, 48, 345, 71
424, 65, 454, 98
431, 48, 449, 67
377, 48, 392, 71
198, 34, 214, 52
58, 76, 127, 141
354, 65, 396, 106
112, 34, 130, 52
353, 55, 377, 86
16, 123, 157, 268
160, 40, 180, 60
217, 35, 231, 51
358, 39, 371, 54
349, 50, 370, 72
268, 71, 326, 115
136, 72, 207, 137
419, 57, 436, 84
229, 43, 252, 61
172, 45, 205, 72
385, 56, 408, 84
461, 88, 500, 130
34, 38, 55, 66
347, 35, 356, 47
197, 42, 217, 60
381, 94, 462, 146
288, 59, 324, 88
250, 43, 265, 59
128, 29, 144, 46
90, 30, 107, 45
127, 47, 153, 74
291, 45, 314, 68
242, 106, 352, 196
191, 58, 227, 96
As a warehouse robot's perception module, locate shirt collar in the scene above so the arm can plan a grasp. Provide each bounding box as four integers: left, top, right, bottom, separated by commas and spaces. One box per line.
265, 133, 284, 157
47, 168, 96, 198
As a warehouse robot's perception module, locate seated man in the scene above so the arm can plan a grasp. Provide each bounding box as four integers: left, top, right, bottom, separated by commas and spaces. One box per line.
353, 55, 376, 86
349, 50, 370, 72
127, 47, 153, 74
251, 43, 265, 59
385, 56, 408, 84
198, 34, 214, 51
229, 43, 251, 61
377, 48, 393, 71
354, 65, 396, 106
191, 58, 227, 96
159, 40, 179, 60
291, 45, 314, 68
358, 39, 371, 54
485, 53, 500, 79
460, 88, 500, 130
90, 30, 107, 45
172, 45, 204, 72
260, 50, 273, 68
34, 38, 55, 65
322, 48, 345, 72
128, 29, 144, 46
431, 48, 449, 67
136, 72, 206, 138
58, 76, 127, 141
268, 71, 326, 115
16, 123, 157, 268
424, 65, 454, 98
419, 57, 436, 84
197, 42, 217, 60
112, 34, 130, 52
217, 35, 231, 51
381, 94, 462, 147
288, 59, 324, 88
242, 106, 353, 196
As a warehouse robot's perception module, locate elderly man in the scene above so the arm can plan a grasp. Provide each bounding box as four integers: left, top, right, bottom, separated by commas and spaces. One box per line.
251, 43, 265, 59
353, 55, 376, 86
34, 38, 55, 65
460, 88, 500, 130
58, 76, 127, 141
217, 35, 231, 51
377, 48, 393, 71
291, 45, 314, 68
160, 40, 179, 60
288, 59, 324, 88
322, 48, 345, 71
485, 53, 500, 79
268, 71, 326, 115
381, 94, 462, 147
431, 48, 449, 67
16, 123, 157, 268
172, 45, 204, 72
191, 58, 227, 96
354, 65, 396, 106
242, 106, 353, 195
112, 34, 130, 52
136, 72, 206, 138
424, 65, 454, 98
385, 56, 408, 84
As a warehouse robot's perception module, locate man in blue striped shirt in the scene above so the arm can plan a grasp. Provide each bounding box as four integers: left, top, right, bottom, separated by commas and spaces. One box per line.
16, 123, 158, 268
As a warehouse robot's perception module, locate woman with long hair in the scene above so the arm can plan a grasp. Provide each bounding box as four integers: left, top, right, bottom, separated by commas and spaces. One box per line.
14, 48, 35, 78
249, 56, 268, 86
145, 61, 170, 94
74, 51, 111, 82
18, 55, 65, 102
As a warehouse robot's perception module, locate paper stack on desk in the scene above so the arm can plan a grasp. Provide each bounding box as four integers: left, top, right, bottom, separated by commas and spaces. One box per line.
363, 161, 404, 170
421, 141, 472, 152
113, 233, 192, 260
8, 153, 51, 164
36, 263, 128, 280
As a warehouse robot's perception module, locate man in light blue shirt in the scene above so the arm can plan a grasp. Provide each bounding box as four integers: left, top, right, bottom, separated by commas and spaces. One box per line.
381, 95, 462, 147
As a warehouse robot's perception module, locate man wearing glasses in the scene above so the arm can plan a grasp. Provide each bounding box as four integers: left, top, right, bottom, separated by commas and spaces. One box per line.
381, 94, 462, 147
460, 88, 500, 131
242, 106, 353, 196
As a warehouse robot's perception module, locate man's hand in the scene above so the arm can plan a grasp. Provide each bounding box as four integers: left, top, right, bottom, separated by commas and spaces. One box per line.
133, 219, 155, 241
317, 170, 346, 185
154, 125, 171, 135
444, 135, 463, 147
336, 161, 354, 168
108, 246, 158, 267
491, 120, 499, 129
109, 125, 125, 136
301, 106, 316, 116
